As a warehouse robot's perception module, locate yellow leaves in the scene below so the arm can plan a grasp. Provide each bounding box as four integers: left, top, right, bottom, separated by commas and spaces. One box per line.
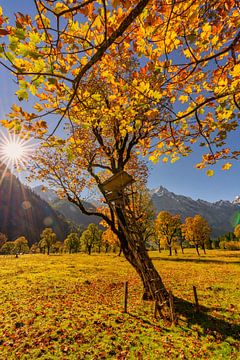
206, 169, 214, 176
33, 103, 44, 112
183, 48, 192, 59
179, 95, 188, 103
222, 163, 232, 170
165, 30, 180, 49
35, 14, 50, 29
138, 81, 150, 93
162, 157, 168, 163
144, 108, 159, 119
54, 2, 69, 15
149, 154, 159, 164
218, 78, 228, 87
211, 35, 219, 46
170, 156, 180, 164
230, 63, 240, 78
200, 22, 211, 40
80, 56, 88, 65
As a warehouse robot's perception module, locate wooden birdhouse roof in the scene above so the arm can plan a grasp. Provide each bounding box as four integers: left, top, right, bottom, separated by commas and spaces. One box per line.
101, 170, 135, 192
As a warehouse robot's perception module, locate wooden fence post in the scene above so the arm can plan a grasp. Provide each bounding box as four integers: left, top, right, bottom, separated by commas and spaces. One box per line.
123, 281, 128, 313
193, 285, 200, 313
153, 300, 158, 319
169, 291, 176, 324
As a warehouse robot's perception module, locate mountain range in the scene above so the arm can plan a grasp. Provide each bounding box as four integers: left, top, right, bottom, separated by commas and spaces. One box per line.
34, 184, 240, 238
0, 164, 70, 245
33, 186, 101, 228
1, 163, 239, 243
150, 186, 240, 237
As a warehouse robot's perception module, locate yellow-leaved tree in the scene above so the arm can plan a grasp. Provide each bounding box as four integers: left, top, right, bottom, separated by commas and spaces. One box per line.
0, 0, 239, 318
234, 224, 240, 239
182, 215, 211, 255
155, 211, 182, 256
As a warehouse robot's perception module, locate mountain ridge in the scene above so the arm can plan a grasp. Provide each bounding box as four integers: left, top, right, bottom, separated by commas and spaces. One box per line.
0, 164, 70, 244
150, 186, 239, 237
34, 184, 240, 238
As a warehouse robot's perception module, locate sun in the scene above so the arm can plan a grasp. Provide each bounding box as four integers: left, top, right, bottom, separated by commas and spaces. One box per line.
0, 132, 34, 169
2, 141, 25, 160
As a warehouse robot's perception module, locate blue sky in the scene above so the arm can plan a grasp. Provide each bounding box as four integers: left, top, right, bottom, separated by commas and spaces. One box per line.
0, 0, 239, 203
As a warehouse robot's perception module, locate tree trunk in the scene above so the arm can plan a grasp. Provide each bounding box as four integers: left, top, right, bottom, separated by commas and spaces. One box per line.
88, 245, 91, 255
120, 232, 169, 310
118, 246, 122, 257
115, 206, 169, 317
195, 244, 200, 256
202, 243, 206, 254
47, 246, 50, 255
158, 241, 161, 253
180, 243, 184, 254
169, 246, 172, 256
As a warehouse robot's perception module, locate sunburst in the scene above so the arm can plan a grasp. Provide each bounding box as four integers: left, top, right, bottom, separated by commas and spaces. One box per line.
0, 131, 34, 170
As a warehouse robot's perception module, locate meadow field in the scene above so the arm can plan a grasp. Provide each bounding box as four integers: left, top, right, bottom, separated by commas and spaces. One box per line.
0, 249, 239, 359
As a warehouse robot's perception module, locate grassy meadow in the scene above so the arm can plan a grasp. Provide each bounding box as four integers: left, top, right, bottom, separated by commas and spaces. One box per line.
0, 249, 239, 359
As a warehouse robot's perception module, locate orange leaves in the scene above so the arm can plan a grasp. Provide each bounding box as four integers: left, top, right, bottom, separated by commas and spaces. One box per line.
182, 214, 211, 248
0, 28, 10, 36
222, 163, 232, 171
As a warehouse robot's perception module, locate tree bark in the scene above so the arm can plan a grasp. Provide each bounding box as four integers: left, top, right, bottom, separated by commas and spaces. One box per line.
169, 246, 172, 256
115, 206, 169, 316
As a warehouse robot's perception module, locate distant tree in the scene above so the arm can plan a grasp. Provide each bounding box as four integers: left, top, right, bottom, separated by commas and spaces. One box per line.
234, 225, 240, 239
30, 243, 40, 254
93, 230, 103, 253
102, 228, 119, 253
80, 224, 102, 255
64, 233, 80, 254
1, 241, 15, 255
39, 228, 57, 255
53, 241, 64, 254
14, 236, 29, 254
0, 233, 7, 250
182, 215, 211, 255
155, 211, 182, 256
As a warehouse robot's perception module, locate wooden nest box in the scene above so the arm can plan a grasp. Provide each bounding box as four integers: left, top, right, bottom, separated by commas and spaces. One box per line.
101, 170, 135, 203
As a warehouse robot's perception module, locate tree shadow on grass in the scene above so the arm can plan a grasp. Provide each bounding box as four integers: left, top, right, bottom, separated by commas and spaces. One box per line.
174, 297, 240, 341
151, 257, 240, 265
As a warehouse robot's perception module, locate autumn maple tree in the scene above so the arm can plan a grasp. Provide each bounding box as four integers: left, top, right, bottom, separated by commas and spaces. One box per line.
234, 224, 240, 238
182, 215, 211, 255
0, 0, 239, 317
155, 211, 182, 256
39, 228, 57, 255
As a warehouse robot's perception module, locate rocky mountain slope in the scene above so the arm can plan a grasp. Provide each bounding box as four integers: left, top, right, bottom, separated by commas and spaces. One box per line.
151, 186, 240, 237
0, 164, 70, 244
34, 186, 101, 228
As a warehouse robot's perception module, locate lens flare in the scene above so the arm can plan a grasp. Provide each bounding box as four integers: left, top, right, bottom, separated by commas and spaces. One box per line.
0, 131, 34, 170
